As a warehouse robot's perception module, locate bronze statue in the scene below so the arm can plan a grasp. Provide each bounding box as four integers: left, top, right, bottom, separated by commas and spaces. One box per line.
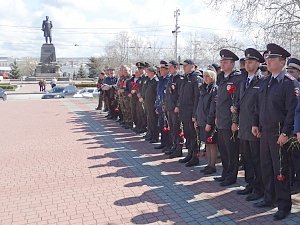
42, 16, 52, 44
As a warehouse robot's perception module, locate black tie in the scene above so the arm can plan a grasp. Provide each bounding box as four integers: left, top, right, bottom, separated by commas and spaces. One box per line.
246, 77, 251, 89
268, 76, 276, 88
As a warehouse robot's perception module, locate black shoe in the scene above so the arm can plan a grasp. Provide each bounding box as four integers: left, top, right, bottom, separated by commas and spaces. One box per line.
145, 137, 152, 141
132, 127, 139, 132
273, 210, 290, 221
105, 114, 110, 118
214, 177, 225, 182
169, 149, 183, 159
164, 150, 174, 155
137, 129, 147, 134
124, 125, 133, 129
119, 121, 125, 125
237, 188, 253, 195
154, 145, 166, 149
185, 157, 199, 167
200, 166, 210, 173
116, 118, 122, 122
203, 167, 216, 175
107, 116, 113, 120
253, 200, 274, 208
150, 139, 159, 143
95, 107, 100, 110
162, 146, 171, 153
143, 133, 151, 139
178, 150, 192, 163
246, 193, 263, 201
220, 180, 236, 186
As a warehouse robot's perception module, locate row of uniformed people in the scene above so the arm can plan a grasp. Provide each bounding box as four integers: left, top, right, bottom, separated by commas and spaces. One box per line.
96, 43, 300, 221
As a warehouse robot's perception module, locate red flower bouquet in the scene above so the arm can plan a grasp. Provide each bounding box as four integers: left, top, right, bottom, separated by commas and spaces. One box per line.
227, 84, 238, 123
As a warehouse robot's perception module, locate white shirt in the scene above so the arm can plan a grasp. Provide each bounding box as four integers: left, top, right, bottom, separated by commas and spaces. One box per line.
247, 74, 255, 83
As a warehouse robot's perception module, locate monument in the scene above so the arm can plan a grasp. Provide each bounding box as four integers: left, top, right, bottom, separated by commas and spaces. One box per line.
35, 16, 62, 78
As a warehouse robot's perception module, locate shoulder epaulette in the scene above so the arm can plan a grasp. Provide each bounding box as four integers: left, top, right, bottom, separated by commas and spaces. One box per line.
285, 73, 296, 80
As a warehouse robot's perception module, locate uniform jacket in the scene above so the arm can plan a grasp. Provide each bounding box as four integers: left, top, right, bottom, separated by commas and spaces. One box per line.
195, 83, 217, 126
216, 71, 243, 129
237, 71, 261, 141
178, 70, 202, 119
144, 76, 159, 110
155, 74, 170, 112
165, 73, 184, 111
253, 70, 298, 135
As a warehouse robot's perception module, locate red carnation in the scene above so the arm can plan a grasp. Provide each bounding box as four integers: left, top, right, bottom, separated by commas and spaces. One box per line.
163, 127, 170, 132
179, 131, 184, 138
277, 174, 285, 182
131, 82, 139, 91
227, 85, 236, 94
207, 136, 213, 143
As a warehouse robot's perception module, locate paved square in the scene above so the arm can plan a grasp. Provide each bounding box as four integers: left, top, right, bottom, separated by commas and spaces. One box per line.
1, 98, 299, 225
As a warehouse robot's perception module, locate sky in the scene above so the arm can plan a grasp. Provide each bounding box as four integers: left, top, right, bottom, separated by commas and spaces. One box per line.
0, 0, 243, 58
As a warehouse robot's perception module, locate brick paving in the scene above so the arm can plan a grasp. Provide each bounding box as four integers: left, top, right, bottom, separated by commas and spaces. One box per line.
1, 97, 300, 225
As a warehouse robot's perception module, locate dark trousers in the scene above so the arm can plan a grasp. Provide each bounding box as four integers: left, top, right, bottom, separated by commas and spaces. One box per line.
218, 129, 239, 182
181, 116, 198, 153
97, 93, 103, 109
136, 102, 146, 130
146, 106, 159, 140
168, 110, 180, 147
159, 112, 172, 147
260, 129, 291, 211
130, 96, 138, 127
240, 139, 263, 194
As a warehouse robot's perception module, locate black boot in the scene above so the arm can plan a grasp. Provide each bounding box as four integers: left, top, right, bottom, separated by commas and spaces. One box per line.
169, 145, 183, 159
185, 155, 199, 167
165, 145, 176, 155
178, 149, 192, 163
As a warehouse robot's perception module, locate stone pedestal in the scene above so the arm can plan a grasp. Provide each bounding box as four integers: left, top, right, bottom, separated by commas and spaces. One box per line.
40, 44, 56, 64
34, 43, 62, 78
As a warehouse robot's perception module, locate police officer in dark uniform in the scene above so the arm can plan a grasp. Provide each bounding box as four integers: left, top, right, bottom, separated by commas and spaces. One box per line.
178, 59, 202, 167
164, 60, 184, 158
252, 43, 298, 220
214, 49, 243, 186
235, 48, 264, 201
154, 60, 172, 150
286, 58, 300, 194
143, 66, 159, 142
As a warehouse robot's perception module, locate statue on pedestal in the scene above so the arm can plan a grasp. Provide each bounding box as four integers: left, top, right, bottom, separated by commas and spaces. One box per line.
42, 16, 52, 44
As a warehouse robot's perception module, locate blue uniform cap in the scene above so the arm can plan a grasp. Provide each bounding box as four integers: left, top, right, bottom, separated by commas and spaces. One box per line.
220, 49, 239, 61
265, 43, 291, 59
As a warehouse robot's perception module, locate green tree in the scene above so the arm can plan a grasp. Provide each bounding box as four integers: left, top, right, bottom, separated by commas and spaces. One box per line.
77, 65, 86, 78
87, 57, 105, 78
10, 60, 20, 79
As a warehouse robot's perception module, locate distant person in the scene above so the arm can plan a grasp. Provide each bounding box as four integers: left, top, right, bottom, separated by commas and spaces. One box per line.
42, 79, 47, 92
50, 77, 57, 88
38, 80, 44, 92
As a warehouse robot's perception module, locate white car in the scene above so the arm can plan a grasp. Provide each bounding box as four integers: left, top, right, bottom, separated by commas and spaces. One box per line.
73, 88, 99, 98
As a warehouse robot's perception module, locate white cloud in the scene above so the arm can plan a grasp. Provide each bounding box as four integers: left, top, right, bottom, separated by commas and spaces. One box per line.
0, 0, 242, 58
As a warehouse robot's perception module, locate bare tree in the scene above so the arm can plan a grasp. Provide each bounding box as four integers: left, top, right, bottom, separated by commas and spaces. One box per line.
208, 0, 300, 55
18, 57, 38, 77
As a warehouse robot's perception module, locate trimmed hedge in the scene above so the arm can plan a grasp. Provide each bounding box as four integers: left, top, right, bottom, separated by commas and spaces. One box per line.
75, 83, 97, 88
0, 84, 17, 90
